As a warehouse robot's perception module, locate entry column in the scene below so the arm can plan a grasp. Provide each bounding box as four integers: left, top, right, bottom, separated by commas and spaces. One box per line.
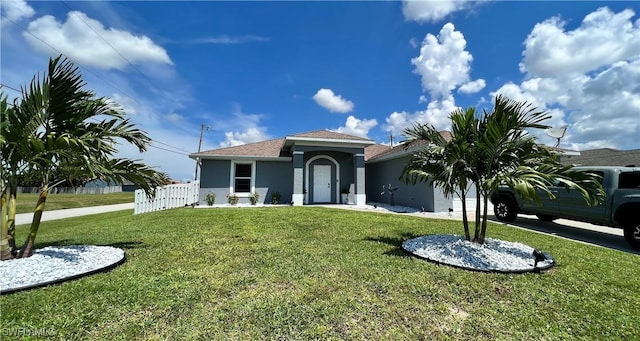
292, 151, 304, 206
354, 153, 366, 205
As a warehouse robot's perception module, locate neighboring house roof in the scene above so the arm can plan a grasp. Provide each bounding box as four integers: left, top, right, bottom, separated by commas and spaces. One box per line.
561, 148, 640, 167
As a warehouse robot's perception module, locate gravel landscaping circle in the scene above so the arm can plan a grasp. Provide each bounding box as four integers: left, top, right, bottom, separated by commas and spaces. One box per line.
402, 235, 555, 273
0, 245, 125, 294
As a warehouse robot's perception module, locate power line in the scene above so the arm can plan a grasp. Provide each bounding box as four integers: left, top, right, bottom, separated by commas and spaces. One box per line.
57, 2, 193, 128
2, 13, 196, 157
1, 13, 138, 106
149, 143, 190, 156
60, 1, 150, 83
0, 83, 23, 93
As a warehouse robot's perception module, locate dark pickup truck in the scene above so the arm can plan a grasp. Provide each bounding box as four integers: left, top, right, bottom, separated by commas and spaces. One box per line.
490, 166, 640, 250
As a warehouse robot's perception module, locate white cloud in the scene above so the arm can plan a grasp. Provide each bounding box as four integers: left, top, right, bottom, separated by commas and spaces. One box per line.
216, 104, 271, 147
220, 128, 270, 147
331, 115, 378, 138
189, 35, 270, 44
24, 11, 172, 70
386, 23, 478, 137
165, 113, 184, 124
402, 0, 475, 23
495, 7, 640, 150
0, 0, 34, 23
312, 88, 355, 113
458, 79, 486, 94
411, 23, 483, 99
384, 96, 458, 137
520, 7, 640, 78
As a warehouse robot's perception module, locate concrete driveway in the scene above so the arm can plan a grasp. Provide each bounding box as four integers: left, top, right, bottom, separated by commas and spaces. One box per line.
15, 203, 134, 226
487, 214, 639, 255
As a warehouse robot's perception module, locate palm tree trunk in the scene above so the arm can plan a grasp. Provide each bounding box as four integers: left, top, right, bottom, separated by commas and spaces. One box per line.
478, 195, 490, 244
1, 197, 13, 260
18, 188, 48, 258
7, 184, 18, 254
1, 190, 18, 259
460, 190, 470, 241
473, 185, 481, 242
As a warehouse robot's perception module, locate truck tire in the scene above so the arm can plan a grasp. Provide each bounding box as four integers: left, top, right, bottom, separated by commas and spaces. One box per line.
536, 214, 557, 222
494, 197, 517, 222
623, 222, 640, 251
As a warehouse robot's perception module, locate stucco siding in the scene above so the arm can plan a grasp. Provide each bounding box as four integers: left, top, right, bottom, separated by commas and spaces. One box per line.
365, 156, 452, 212
255, 161, 293, 204
198, 159, 293, 205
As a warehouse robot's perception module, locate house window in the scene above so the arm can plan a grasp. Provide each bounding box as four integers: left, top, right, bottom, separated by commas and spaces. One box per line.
233, 163, 253, 193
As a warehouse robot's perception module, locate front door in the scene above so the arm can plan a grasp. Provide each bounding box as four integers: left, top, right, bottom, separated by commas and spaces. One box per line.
313, 165, 332, 203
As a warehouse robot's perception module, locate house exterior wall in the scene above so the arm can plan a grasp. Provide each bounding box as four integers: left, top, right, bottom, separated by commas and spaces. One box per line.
199, 159, 292, 205
255, 161, 293, 204
199, 159, 230, 205
365, 156, 452, 212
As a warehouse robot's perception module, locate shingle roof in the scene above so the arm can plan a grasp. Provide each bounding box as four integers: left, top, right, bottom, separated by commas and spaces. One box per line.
290, 130, 373, 141
193, 130, 460, 161
194, 130, 374, 158
561, 148, 640, 167
366, 131, 453, 161
364, 144, 391, 161
197, 138, 287, 158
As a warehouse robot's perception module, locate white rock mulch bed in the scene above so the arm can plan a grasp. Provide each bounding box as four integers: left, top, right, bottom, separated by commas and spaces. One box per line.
403, 234, 554, 273
0, 245, 125, 294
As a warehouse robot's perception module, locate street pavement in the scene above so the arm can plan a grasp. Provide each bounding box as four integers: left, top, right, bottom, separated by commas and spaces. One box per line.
15, 203, 134, 225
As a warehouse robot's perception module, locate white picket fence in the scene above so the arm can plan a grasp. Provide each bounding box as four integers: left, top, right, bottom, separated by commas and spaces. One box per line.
134, 181, 199, 214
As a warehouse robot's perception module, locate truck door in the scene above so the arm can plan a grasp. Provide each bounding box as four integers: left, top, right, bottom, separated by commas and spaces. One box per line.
556, 171, 606, 222
519, 185, 561, 216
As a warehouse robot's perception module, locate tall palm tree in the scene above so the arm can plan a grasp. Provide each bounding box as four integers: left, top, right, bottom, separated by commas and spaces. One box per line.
1, 55, 167, 259
401, 107, 479, 240
401, 95, 604, 244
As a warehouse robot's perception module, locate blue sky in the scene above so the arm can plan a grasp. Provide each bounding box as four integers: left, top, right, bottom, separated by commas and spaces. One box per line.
2, 0, 639, 181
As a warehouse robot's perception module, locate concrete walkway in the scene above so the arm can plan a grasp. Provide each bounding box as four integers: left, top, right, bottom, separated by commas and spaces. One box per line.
15, 203, 134, 225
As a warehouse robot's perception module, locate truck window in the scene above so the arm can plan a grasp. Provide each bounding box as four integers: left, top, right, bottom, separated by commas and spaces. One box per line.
619, 172, 640, 189
589, 171, 604, 185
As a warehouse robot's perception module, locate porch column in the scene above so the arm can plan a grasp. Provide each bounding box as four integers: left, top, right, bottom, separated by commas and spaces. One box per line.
292, 151, 304, 206
354, 153, 366, 206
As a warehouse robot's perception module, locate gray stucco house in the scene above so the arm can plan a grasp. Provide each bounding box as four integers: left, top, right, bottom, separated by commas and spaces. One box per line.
189, 130, 451, 212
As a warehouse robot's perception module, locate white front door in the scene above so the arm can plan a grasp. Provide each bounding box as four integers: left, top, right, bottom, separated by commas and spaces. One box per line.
313, 165, 332, 203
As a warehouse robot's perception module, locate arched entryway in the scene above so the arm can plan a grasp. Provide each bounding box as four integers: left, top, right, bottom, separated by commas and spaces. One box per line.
305, 155, 340, 204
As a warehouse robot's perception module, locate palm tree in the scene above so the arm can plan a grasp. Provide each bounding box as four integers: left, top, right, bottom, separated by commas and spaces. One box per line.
401, 95, 604, 244
401, 107, 479, 240
1, 55, 167, 259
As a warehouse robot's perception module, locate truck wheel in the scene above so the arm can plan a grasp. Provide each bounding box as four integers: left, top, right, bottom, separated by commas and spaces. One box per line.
536, 214, 557, 222
494, 198, 517, 222
623, 222, 640, 251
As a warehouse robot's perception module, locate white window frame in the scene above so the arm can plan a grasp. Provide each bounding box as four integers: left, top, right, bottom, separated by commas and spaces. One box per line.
229, 160, 256, 196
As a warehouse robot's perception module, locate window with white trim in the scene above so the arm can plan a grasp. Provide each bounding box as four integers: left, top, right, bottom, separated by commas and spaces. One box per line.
233, 162, 253, 193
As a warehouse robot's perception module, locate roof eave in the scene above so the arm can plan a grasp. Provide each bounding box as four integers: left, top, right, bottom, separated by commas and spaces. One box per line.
190, 154, 291, 162
284, 136, 375, 147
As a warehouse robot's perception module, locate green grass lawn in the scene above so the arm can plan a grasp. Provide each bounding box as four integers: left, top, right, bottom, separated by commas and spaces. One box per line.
13, 192, 134, 214
2, 207, 638, 339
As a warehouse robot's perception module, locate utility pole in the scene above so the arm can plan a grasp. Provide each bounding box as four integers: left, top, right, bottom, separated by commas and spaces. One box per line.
194, 124, 210, 181
389, 134, 394, 147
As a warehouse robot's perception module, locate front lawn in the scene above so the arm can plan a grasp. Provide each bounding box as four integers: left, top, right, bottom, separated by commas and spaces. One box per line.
2, 207, 638, 339
13, 192, 134, 214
